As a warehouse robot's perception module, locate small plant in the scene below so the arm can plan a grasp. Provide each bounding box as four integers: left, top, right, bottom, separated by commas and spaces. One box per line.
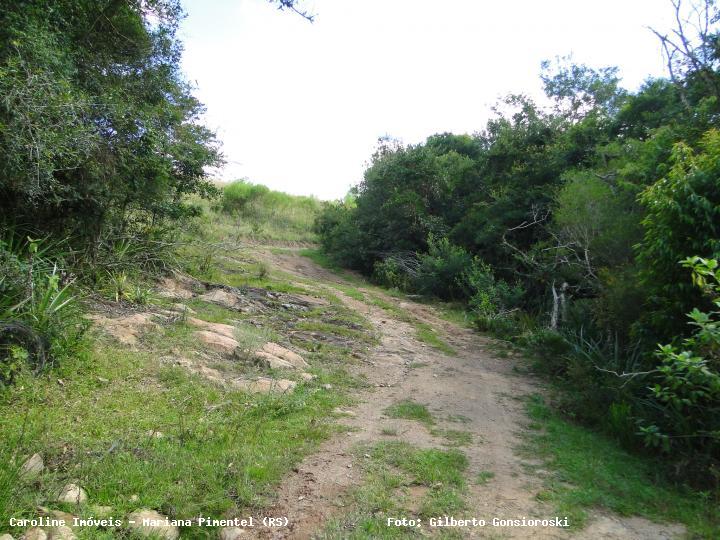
126, 285, 153, 305
475, 470, 495, 485
106, 271, 130, 302
0, 345, 29, 387
256, 262, 269, 279
198, 252, 214, 275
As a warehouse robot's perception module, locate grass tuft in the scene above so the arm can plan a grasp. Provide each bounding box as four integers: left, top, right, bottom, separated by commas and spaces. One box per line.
385, 400, 435, 426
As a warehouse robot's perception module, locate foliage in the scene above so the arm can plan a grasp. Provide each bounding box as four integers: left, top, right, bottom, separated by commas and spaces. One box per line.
314, 1, 720, 484
0, 235, 84, 385
0, 0, 221, 253
412, 235, 473, 300
523, 394, 720, 536
637, 132, 720, 340
637, 257, 720, 482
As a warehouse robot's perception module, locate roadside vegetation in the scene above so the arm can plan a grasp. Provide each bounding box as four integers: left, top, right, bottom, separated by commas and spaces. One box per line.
2, 0, 720, 537
314, 0, 720, 495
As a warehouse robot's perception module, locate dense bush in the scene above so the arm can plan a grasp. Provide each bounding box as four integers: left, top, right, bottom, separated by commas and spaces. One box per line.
637, 257, 720, 482
0, 0, 221, 253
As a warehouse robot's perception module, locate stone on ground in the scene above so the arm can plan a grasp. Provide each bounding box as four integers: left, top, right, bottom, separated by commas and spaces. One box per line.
47, 526, 75, 540
254, 352, 295, 370
199, 289, 240, 309
88, 505, 113, 518
86, 313, 158, 346
193, 330, 239, 355
19, 453, 44, 479
56, 484, 87, 505
186, 317, 235, 339
126, 510, 179, 539
0, 534, 15, 540
234, 377, 296, 394
21, 529, 46, 540
255, 342, 308, 370
157, 277, 195, 300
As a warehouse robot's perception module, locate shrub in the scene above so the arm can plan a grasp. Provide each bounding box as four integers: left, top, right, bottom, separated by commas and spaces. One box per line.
412, 235, 473, 300
372, 258, 412, 291
636, 257, 720, 484
462, 259, 524, 318
0, 237, 84, 384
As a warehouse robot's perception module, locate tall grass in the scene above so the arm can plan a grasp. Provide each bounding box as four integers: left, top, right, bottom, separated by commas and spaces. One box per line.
219, 180, 324, 243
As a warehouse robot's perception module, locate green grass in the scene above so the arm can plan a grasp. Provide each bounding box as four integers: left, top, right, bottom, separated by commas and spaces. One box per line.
431, 429, 473, 447
0, 196, 375, 538
523, 394, 720, 536
299, 248, 367, 286
385, 400, 435, 426
0, 342, 355, 538
475, 471, 495, 485
414, 323, 456, 356
321, 441, 468, 539
219, 180, 323, 244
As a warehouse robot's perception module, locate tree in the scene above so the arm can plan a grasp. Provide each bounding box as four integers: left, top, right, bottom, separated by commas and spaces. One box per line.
0, 0, 222, 253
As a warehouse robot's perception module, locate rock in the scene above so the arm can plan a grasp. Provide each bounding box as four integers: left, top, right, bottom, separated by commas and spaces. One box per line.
126, 509, 179, 539
261, 343, 308, 368
194, 331, 239, 355
50, 512, 76, 528
56, 484, 87, 505
0, 534, 14, 540
21, 529, 46, 540
86, 313, 158, 346
199, 289, 240, 309
47, 526, 75, 540
234, 377, 296, 394
186, 318, 235, 339
219, 527, 246, 539
254, 352, 295, 370
157, 277, 195, 300
129, 495, 139, 502
36, 506, 75, 527
322, 384, 333, 390
299, 372, 316, 381
19, 453, 44, 479
145, 430, 164, 439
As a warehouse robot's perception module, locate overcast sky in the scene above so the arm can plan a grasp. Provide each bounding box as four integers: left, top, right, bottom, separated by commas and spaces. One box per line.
179, 0, 675, 200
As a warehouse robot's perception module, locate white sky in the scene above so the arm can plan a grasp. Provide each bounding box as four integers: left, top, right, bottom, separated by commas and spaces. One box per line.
179, 0, 675, 200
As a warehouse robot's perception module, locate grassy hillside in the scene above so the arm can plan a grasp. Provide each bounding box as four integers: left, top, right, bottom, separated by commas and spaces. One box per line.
214, 180, 324, 244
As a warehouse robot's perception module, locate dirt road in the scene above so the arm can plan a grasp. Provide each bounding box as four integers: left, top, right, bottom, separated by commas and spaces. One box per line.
247, 248, 684, 540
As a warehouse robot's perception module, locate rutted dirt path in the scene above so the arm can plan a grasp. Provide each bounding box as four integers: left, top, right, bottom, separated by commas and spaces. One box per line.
247, 248, 684, 540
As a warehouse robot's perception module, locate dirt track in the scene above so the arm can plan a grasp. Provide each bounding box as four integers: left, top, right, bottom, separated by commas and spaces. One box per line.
247, 248, 684, 540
